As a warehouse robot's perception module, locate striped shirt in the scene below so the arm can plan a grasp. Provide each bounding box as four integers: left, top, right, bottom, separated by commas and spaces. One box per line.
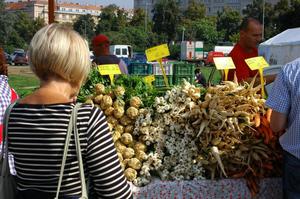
266, 58, 300, 159
7, 103, 132, 198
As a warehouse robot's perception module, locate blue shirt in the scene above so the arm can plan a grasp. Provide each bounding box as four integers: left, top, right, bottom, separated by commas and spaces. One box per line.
266, 58, 300, 159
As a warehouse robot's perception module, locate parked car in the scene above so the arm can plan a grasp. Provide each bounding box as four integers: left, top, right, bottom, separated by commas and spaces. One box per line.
11, 49, 25, 61
13, 52, 28, 65
4, 52, 12, 65
132, 52, 147, 63
204, 51, 224, 66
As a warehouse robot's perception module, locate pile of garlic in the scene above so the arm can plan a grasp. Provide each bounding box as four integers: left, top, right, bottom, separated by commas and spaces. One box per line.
86, 83, 153, 185
133, 80, 206, 181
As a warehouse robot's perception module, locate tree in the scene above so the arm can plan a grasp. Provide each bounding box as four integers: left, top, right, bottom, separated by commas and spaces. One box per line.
95, 4, 128, 33
183, 0, 206, 21
194, 18, 223, 51
217, 7, 241, 41
130, 8, 146, 27
73, 14, 96, 41
275, 0, 300, 32
152, 0, 181, 43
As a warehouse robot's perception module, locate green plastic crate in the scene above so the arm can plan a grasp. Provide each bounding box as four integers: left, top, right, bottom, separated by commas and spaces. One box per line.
128, 62, 153, 75
154, 75, 173, 87
173, 62, 195, 76
173, 75, 195, 85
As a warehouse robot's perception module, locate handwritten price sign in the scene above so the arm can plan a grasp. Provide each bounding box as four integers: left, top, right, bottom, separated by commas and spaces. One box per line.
145, 44, 170, 62
98, 64, 121, 85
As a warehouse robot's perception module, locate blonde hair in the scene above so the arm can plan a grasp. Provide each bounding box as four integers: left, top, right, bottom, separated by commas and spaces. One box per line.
28, 23, 91, 85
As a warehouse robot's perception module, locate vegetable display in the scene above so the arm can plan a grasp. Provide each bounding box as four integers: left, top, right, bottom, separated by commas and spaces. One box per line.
81, 71, 282, 195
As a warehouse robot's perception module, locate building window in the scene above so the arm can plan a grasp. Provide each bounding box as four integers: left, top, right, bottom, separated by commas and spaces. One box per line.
62, 8, 65, 11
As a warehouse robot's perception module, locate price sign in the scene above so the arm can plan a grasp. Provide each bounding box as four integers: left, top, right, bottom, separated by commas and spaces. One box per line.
98, 64, 121, 85
213, 57, 236, 81
144, 75, 155, 86
213, 57, 236, 70
245, 56, 269, 70
98, 64, 121, 75
145, 44, 170, 62
145, 44, 170, 87
245, 56, 270, 99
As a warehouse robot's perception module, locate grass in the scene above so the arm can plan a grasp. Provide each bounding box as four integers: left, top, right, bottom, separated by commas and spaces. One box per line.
8, 74, 39, 97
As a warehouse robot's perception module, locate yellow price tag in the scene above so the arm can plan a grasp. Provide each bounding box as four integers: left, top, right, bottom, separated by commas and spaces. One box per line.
245, 56, 269, 70
145, 44, 170, 62
245, 56, 269, 99
97, 64, 121, 85
213, 57, 236, 70
144, 75, 155, 87
98, 64, 121, 75
144, 75, 155, 83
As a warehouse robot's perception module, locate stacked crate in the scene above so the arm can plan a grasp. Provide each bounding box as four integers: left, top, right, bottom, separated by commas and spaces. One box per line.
172, 62, 195, 85
128, 62, 153, 75
151, 61, 173, 87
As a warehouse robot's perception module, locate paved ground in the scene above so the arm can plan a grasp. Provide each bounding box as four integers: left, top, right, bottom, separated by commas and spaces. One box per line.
8, 65, 34, 76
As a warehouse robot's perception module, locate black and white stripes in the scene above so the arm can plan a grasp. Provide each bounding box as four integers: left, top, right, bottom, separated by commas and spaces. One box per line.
8, 103, 132, 198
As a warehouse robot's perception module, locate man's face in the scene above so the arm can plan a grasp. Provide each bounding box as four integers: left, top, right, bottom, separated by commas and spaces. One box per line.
241, 21, 262, 49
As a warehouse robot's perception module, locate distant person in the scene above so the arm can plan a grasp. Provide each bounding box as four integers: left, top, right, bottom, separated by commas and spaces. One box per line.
7, 24, 132, 199
227, 17, 275, 84
92, 34, 128, 74
0, 47, 18, 143
266, 57, 300, 198
195, 68, 206, 87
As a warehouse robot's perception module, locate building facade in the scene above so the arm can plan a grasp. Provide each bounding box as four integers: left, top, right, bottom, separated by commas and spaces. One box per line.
134, 0, 280, 17
5, 0, 102, 24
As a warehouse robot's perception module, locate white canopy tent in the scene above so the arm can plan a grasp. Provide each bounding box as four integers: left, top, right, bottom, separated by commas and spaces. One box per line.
259, 27, 300, 65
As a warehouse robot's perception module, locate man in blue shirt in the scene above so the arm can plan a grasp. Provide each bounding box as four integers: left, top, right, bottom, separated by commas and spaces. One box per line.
266, 58, 300, 198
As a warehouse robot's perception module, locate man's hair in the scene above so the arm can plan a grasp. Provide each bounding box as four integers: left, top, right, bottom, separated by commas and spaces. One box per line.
240, 17, 261, 31
28, 23, 91, 85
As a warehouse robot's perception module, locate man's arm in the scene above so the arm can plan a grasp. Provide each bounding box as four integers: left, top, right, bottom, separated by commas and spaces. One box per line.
244, 74, 277, 86
270, 110, 287, 133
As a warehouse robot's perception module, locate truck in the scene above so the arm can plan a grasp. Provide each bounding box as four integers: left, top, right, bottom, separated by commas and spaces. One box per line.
180, 41, 204, 61
214, 45, 234, 56
109, 45, 133, 59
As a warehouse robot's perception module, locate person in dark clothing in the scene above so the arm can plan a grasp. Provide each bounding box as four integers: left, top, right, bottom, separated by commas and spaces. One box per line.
92, 34, 128, 74
195, 68, 206, 87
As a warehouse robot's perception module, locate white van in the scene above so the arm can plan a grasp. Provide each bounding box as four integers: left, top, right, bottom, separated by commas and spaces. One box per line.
109, 45, 133, 59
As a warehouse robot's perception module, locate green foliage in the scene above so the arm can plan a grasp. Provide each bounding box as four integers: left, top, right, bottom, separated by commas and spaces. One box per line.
0, 8, 44, 50
217, 7, 241, 41
168, 43, 180, 59
274, 0, 300, 32
114, 75, 158, 108
152, 0, 181, 43
73, 14, 96, 41
130, 8, 146, 27
95, 4, 128, 33
78, 67, 109, 102
183, 0, 206, 21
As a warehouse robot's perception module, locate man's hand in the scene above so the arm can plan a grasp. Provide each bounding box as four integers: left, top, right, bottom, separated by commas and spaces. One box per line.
270, 110, 287, 134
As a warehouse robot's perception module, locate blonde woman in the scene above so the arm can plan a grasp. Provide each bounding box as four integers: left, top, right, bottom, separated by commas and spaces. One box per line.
7, 24, 132, 199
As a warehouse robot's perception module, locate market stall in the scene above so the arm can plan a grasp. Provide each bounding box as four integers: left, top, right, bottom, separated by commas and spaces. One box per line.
79, 64, 283, 198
